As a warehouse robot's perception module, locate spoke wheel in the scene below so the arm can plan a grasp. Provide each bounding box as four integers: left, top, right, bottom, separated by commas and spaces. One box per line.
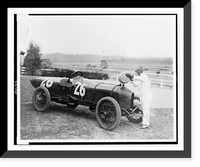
95, 97, 121, 131
32, 86, 50, 112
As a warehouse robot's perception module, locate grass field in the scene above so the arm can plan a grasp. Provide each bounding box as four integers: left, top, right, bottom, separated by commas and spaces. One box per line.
20, 75, 174, 140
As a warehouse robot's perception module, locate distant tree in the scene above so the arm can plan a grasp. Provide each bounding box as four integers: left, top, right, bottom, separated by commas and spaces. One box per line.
24, 41, 42, 75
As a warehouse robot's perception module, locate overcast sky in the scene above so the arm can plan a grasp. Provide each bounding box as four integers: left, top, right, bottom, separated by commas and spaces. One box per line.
18, 14, 176, 58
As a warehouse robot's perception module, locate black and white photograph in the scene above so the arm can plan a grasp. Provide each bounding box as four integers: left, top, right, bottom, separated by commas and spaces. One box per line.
4, 5, 191, 158
18, 13, 176, 141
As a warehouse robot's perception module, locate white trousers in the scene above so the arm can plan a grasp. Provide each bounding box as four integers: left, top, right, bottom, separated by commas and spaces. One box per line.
141, 94, 152, 125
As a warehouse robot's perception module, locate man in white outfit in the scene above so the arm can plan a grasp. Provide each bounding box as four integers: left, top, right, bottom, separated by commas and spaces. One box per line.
126, 68, 152, 129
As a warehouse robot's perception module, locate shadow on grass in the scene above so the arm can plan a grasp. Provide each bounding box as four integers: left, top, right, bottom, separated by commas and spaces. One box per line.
46, 102, 97, 121
21, 101, 97, 122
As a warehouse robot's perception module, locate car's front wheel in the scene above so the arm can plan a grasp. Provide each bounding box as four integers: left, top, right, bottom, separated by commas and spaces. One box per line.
126, 96, 143, 123
95, 97, 121, 131
126, 106, 143, 123
32, 86, 51, 112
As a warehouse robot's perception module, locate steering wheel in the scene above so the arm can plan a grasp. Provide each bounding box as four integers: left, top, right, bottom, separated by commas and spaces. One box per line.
67, 71, 83, 84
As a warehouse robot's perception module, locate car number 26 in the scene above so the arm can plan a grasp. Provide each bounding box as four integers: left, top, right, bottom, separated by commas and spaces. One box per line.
74, 82, 86, 97
40, 79, 53, 88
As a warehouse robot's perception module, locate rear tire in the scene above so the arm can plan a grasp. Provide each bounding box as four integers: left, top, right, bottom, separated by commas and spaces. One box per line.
32, 86, 51, 112
95, 97, 121, 131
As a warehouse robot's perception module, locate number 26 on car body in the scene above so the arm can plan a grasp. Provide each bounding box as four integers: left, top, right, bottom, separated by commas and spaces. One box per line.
40, 79, 53, 88
74, 82, 86, 97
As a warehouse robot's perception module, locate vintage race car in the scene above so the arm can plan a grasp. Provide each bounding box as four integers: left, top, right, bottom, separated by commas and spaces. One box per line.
30, 70, 143, 131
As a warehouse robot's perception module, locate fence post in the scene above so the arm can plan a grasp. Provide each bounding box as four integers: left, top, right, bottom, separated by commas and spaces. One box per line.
160, 78, 163, 88
149, 78, 151, 85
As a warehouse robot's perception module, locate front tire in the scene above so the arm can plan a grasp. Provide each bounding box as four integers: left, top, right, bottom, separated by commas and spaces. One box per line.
95, 97, 121, 131
126, 106, 143, 123
126, 96, 143, 123
32, 86, 51, 112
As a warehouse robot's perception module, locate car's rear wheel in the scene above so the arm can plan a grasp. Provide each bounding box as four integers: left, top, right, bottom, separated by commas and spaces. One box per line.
32, 86, 50, 112
95, 97, 121, 131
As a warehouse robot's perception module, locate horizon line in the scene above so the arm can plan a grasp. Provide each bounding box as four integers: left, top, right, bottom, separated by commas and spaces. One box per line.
42, 52, 173, 59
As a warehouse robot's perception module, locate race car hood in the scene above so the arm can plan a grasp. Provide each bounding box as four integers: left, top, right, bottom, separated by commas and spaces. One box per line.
30, 76, 119, 90
30, 76, 134, 109
30, 76, 132, 96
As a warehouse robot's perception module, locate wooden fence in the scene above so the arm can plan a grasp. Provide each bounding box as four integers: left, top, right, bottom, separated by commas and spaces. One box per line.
149, 78, 173, 89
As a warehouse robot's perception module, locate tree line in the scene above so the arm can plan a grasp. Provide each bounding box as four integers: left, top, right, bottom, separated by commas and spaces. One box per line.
22, 41, 109, 80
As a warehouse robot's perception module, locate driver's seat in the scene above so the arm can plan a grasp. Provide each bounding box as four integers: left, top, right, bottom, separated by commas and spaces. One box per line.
59, 78, 71, 87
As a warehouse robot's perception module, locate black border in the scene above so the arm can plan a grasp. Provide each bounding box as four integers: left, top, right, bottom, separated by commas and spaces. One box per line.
2, 2, 191, 158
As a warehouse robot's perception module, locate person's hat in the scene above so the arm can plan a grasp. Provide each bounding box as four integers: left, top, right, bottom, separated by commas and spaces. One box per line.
135, 67, 143, 74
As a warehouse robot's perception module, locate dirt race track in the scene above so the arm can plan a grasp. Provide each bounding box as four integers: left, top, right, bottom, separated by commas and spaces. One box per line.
20, 75, 174, 140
